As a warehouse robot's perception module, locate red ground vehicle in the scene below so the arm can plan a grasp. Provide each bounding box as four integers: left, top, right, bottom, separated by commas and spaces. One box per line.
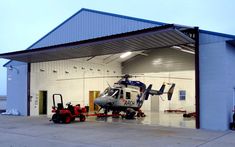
51, 94, 86, 123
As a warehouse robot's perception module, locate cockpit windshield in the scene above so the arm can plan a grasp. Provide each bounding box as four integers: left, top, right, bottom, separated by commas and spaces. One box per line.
101, 88, 120, 99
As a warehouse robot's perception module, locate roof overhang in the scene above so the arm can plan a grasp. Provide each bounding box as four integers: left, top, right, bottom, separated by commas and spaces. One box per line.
0, 24, 195, 63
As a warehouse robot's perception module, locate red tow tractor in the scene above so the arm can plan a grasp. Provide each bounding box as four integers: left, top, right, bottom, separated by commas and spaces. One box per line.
50, 94, 87, 123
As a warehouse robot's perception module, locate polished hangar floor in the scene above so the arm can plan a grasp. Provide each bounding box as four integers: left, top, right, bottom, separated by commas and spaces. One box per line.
87, 111, 195, 129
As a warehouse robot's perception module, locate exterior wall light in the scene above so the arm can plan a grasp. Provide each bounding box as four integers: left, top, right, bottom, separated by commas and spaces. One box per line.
40, 69, 45, 72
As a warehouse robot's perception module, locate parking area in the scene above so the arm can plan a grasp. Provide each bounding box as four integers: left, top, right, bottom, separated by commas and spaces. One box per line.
0, 115, 235, 147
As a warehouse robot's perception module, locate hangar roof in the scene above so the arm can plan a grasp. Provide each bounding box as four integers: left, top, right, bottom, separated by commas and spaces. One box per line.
1, 8, 235, 65
19, 8, 235, 51
27, 8, 163, 50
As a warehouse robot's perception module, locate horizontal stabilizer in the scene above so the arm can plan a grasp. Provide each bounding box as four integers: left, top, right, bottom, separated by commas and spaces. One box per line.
149, 83, 166, 96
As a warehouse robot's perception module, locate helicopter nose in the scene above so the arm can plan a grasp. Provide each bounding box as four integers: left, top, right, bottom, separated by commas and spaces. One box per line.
94, 97, 106, 106
94, 97, 114, 107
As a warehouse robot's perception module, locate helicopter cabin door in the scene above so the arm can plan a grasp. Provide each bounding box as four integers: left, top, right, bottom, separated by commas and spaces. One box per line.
124, 88, 138, 106
89, 91, 100, 112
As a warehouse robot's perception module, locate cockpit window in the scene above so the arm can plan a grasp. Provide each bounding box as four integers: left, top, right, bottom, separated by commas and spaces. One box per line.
101, 88, 119, 99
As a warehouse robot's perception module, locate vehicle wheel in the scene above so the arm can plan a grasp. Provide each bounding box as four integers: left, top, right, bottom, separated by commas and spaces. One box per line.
112, 110, 120, 118
63, 115, 71, 124
80, 114, 86, 122
71, 117, 75, 122
52, 114, 60, 123
141, 113, 146, 117
125, 109, 136, 119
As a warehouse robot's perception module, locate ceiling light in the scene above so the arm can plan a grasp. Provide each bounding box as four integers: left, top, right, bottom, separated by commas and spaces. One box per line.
179, 49, 195, 54
120, 51, 132, 58
171, 46, 182, 49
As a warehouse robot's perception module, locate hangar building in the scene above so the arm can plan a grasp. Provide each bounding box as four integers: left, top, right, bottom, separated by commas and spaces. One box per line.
1, 8, 235, 131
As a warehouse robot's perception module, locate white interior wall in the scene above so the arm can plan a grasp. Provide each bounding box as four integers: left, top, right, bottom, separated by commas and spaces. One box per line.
30, 58, 121, 116
130, 71, 195, 112
30, 54, 195, 116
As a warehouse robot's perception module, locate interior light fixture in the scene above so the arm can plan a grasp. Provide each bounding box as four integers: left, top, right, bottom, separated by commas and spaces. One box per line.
40, 69, 45, 72
179, 49, 195, 54
120, 51, 132, 58
171, 46, 182, 49
171, 46, 195, 54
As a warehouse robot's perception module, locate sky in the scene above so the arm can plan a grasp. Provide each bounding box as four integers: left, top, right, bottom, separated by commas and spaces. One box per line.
0, 0, 235, 95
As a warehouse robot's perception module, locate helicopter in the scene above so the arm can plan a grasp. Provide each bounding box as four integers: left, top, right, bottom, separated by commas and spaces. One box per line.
94, 74, 176, 119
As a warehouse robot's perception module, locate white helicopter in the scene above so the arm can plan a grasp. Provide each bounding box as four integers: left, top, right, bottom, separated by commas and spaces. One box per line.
94, 74, 175, 119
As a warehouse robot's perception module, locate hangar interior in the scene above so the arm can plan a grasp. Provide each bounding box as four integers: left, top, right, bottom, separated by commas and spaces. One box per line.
0, 9, 199, 129
30, 45, 196, 128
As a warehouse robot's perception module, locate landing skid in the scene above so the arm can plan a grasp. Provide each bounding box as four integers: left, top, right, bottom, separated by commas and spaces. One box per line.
86, 109, 146, 119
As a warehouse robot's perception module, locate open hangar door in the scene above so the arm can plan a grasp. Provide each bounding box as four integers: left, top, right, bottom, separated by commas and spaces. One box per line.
0, 25, 199, 129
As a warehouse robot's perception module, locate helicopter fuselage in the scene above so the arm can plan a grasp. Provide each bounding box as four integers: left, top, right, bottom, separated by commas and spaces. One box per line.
94, 84, 143, 112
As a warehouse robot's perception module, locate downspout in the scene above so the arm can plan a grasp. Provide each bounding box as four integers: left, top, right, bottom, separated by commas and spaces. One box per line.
27, 63, 31, 116
195, 27, 200, 129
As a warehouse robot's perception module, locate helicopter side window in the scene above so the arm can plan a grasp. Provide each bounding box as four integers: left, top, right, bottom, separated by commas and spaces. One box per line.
120, 90, 123, 98
126, 92, 131, 99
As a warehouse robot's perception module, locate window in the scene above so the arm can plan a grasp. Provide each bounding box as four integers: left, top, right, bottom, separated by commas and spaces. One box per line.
126, 92, 131, 99
179, 90, 186, 100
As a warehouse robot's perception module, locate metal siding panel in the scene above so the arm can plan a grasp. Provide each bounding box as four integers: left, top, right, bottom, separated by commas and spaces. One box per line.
199, 32, 231, 45
6, 62, 28, 115
29, 10, 158, 49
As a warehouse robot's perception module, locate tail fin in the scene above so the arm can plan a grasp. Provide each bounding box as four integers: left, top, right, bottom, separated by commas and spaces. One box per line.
137, 84, 152, 107
167, 83, 175, 100
148, 83, 166, 97
144, 84, 152, 100
158, 83, 166, 95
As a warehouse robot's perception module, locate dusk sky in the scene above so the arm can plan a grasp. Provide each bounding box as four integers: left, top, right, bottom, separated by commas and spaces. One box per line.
0, 0, 235, 95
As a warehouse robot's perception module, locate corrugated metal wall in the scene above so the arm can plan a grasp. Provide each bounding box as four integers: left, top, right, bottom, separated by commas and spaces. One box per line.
29, 9, 159, 49
199, 32, 235, 130
6, 61, 28, 115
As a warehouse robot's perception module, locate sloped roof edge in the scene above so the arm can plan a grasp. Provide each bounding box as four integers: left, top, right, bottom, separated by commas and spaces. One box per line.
3, 8, 235, 67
